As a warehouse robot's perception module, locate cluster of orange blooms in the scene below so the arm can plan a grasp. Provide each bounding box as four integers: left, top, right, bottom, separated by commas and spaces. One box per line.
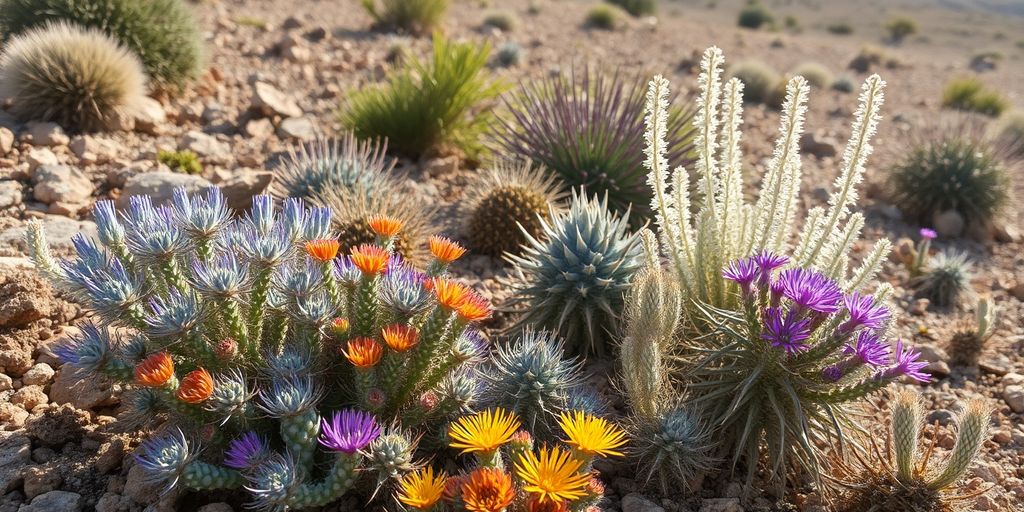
133, 351, 214, 404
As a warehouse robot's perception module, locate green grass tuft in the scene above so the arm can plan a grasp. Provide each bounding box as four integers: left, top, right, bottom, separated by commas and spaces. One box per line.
885, 16, 917, 43
605, 0, 656, 17
361, 0, 448, 35
941, 76, 1009, 117
737, 2, 773, 29
585, 5, 619, 30
158, 149, 202, 175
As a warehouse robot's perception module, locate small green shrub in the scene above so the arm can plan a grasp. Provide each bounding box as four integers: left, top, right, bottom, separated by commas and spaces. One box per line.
158, 149, 202, 175
494, 41, 521, 67
791, 62, 834, 89
0, 22, 146, 132
343, 34, 504, 159
728, 59, 781, 104
832, 75, 855, 93
0, 0, 203, 89
848, 45, 900, 73
888, 133, 1010, 228
885, 16, 917, 43
585, 5, 619, 30
737, 2, 773, 29
606, 0, 656, 17
361, 0, 449, 35
827, 22, 853, 35
942, 76, 1009, 116
482, 11, 516, 31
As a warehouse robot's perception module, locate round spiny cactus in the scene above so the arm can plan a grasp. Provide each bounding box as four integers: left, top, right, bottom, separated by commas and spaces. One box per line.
0, 0, 203, 88
912, 250, 975, 308
326, 190, 435, 265
272, 134, 396, 202
0, 22, 146, 132
949, 297, 996, 367
461, 160, 565, 258
505, 190, 643, 356
627, 408, 716, 494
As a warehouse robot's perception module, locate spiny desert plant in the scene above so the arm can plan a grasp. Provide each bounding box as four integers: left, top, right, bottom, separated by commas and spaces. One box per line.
737, 2, 773, 29
912, 250, 975, 308
625, 47, 910, 486
493, 67, 697, 219
848, 45, 899, 73
585, 5, 619, 30
950, 296, 996, 367
343, 34, 504, 159
831, 390, 992, 512
480, 329, 586, 439
832, 75, 855, 93
887, 132, 1010, 228
827, 22, 853, 35
361, 0, 449, 35
27, 188, 494, 507
505, 191, 643, 356
0, 22, 145, 132
494, 41, 522, 68
791, 62, 834, 90
941, 77, 1009, 117
481, 12, 516, 31
461, 160, 564, 257
728, 60, 782, 105
885, 16, 918, 43
0, 0, 202, 88
606, 0, 656, 17
158, 149, 202, 175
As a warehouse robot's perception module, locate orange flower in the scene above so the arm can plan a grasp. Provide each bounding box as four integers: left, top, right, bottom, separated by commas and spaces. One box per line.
382, 324, 419, 352
527, 496, 569, 512
431, 278, 471, 310
135, 352, 175, 387
345, 337, 383, 368
429, 235, 466, 263
177, 368, 214, 404
461, 468, 515, 512
331, 317, 350, 336
350, 244, 390, 275
368, 215, 403, 238
456, 292, 492, 323
305, 239, 341, 262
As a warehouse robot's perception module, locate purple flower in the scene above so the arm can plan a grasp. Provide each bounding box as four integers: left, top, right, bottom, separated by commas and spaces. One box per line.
224, 432, 269, 470
822, 365, 844, 382
839, 292, 891, 333
722, 257, 759, 295
879, 340, 930, 383
753, 251, 789, 286
319, 409, 381, 454
844, 331, 891, 367
919, 228, 937, 240
775, 268, 843, 314
761, 307, 812, 354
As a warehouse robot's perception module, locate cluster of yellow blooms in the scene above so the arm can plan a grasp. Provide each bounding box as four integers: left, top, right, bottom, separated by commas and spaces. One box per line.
397, 408, 627, 512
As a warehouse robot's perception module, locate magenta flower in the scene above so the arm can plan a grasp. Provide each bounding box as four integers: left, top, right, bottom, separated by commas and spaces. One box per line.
879, 340, 930, 383
224, 432, 270, 470
839, 292, 891, 333
919, 228, 937, 240
753, 251, 789, 286
775, 268, 843, 314
722, 257, 759, 295
844, 331, 891, 367
761, 307, 812, 354
319, 409, 381, 454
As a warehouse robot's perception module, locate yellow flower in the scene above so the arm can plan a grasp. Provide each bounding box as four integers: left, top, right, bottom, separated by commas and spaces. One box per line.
514, 445, 590, 504
448, 408, 521, 455
397, 466, 447, 510
557, 411, 627, 458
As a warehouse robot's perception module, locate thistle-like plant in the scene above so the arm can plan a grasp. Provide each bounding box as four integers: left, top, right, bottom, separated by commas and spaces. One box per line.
912, 249, 975, 308
461, 160, 565, 257
0, 22, 146, 132
950, 296, 996, 367
493, 67, 696, 219
0, 0, 203, 88
831, 389, 992, 511
27, 188, 493, 508
505, 190, 644, 356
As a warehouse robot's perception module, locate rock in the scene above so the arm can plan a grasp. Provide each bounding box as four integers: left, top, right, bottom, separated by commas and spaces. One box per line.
926, 360, 951, 378
243, 118, 274, 139
980, 354, 1012, 376
926, 409, 955, 426
993, 222, 1020, 243
700, 498, 744, 512
25, 404, 90, 447
251, 82, 303, 118
1003, 373, 1024, 386
0, 181, 22, 209
277, 116, 316, 140
0, 432, 31, 492
0, 272, 53, 329
281, 16, 303, 29
30, 165, 94, 205
422, 155, 459, 176
49, 366, 119, 409
95, 438, 125, 474
1010, 282, 1024, 301
123, 464, 164, 505
94, 493, 127, 512
969, 54, 997, 72
0, 215, 98, 253
0, 402, 28, 429
799, 132, 838, 158
219, 171, 274, 210
132, 97, 166, 135
25, 148, 58, 172
0, 128, 13, 155
621, 494, 665, 512
17, 490, 82, 512
933, 210, 965, 238
178, 130, 231, 162
1003, 385, 1024, 413
917, 345, 948, 363
24, 122, 69, 147
10, 385, 47, 410
909, 298, 930, 316
0, 373, 10, 391
117, 171, 213, 208
69, 136, 120, 164
23, 466, 61, 500
20, 364, 54, 387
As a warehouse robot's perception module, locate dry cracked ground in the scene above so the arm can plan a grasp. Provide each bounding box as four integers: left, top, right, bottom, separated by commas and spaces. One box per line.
0, 0, 1022, 511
